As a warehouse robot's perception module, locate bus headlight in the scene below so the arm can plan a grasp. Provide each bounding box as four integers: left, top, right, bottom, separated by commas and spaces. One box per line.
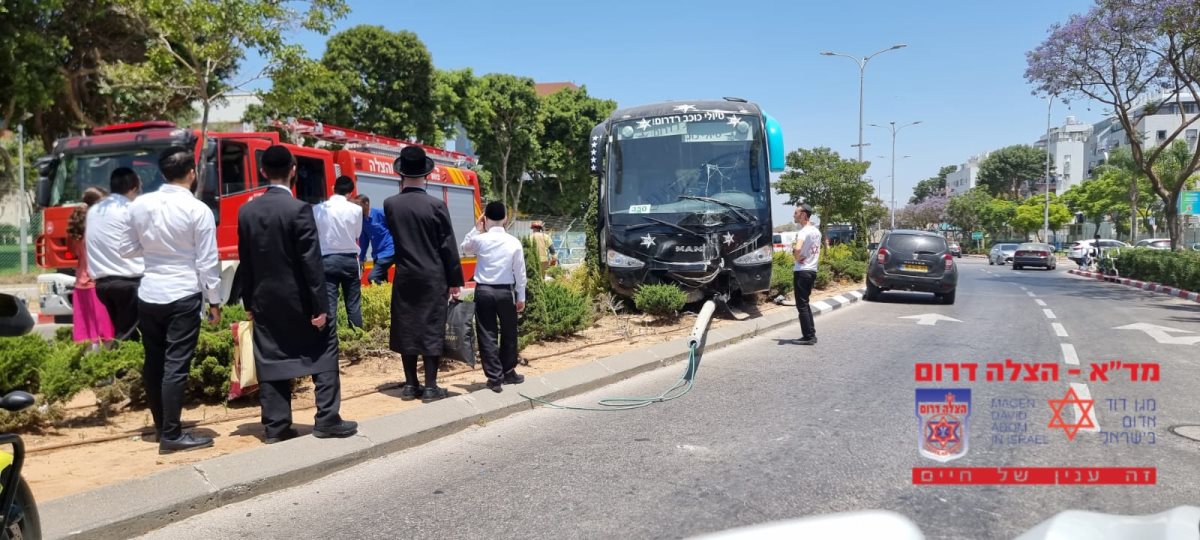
607, 249, 645, 268
733, 245, 773, 266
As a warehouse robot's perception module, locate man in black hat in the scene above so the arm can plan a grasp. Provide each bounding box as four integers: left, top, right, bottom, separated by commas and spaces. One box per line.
383, 146, 464, 402
461, 201, 527, 392
236, 145, 357, 443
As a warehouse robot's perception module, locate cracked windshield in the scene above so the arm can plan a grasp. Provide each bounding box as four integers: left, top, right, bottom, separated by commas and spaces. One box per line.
1, 1, 1199, 539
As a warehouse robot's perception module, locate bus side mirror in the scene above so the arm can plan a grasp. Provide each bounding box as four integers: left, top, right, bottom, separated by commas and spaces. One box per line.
763, 113, 785, 173
34, 156, 56, 208
588, 123, 607, 177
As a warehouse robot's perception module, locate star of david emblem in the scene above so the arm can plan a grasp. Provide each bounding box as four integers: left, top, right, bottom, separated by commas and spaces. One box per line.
636, 118, 651, 131
640, 234, 656, 248
726, 114, 741, 127
722, 232, 734, 246
1048, 387, 1095, 441
926, 417, 960, 449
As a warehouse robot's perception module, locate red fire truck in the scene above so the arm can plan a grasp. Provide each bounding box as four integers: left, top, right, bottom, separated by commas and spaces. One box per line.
34, 119, 481, 321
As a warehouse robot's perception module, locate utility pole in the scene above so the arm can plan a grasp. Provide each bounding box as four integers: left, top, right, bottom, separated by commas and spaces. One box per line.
871, 121, 922, 229
820, 44, 907, 172
1043, 96, 1053, 245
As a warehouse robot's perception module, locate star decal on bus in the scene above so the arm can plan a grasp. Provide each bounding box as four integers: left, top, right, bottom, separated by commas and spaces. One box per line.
722, 232, 734, 246
726, 115, 741, 127
640, 234, 656, 248
673, 104, 697, 113
636, 118, 651, 131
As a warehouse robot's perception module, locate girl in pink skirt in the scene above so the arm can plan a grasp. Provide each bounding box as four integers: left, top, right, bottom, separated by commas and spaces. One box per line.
68, 187, 114, 349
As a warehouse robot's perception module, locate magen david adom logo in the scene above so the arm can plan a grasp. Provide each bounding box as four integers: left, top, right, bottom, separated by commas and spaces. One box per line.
915, 388, 971, 462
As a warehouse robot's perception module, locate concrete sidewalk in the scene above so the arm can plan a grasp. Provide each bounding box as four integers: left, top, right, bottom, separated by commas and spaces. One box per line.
42, 289, 867, 540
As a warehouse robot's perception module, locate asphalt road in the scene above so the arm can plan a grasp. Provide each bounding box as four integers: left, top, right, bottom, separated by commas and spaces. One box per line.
137, 258, 1200, 540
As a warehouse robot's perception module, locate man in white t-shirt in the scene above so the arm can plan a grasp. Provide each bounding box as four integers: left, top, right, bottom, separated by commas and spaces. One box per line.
792, 204, 821, 345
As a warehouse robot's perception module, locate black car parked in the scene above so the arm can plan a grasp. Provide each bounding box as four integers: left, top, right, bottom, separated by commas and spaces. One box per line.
866, 230, 959, 304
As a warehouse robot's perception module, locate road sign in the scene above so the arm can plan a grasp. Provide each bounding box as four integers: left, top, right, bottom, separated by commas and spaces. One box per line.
971, 231, 983, 240
1180, 190, 1199, 216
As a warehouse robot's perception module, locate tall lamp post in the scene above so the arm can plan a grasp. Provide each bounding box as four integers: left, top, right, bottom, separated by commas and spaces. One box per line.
16, 113, 32, 274
1043, 95, 1054, 245
871, 121, 922, 229
820, 44, 907, 169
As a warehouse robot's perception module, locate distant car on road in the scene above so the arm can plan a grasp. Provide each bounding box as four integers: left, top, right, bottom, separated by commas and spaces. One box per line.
1012, 242, 1057, 270
947, 241, 962, 258
1067, 239, 1128, 265
1134, 238, 1172, 250
866, 229, 958, 304
988, 243, 1019, 266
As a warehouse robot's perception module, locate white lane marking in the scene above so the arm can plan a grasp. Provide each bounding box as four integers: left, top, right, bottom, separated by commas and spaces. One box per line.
1020, 286, 1028, 291
1035, 299, 1047, 306
1052, 323, 1068, 337
1043, 309, 1057, 319
1070, 383, 1101, 432
1061, 343, 1080, 365
1026, 291, 1037, 297
898, 314, 962, 326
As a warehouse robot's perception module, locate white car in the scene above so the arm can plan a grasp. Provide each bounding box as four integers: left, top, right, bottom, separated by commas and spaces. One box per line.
1067, 239, 1128, 265
988, 243, 1019, 265
1134, 238, 1171, 250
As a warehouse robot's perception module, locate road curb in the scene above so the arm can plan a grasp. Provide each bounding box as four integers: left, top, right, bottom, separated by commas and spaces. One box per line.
41, 288, 867, 540
1067, 268, 1200, 303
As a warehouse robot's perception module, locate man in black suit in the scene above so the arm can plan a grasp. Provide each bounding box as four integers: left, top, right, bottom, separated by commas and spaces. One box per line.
237, 145, 357, 443
383, 146, 464, 402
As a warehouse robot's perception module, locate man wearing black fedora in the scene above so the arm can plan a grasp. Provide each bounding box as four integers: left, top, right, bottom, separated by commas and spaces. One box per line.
383, 146, 464, 402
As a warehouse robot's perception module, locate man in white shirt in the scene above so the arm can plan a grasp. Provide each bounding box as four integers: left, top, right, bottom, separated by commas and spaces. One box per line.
87, 167, 145, 341
313, 176, 364, 329
122, 146, 222, 454
460, 201, 527, 392
792, 204, 821, 345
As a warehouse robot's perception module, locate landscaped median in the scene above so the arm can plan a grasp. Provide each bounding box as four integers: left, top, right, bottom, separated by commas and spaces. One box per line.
38, 287, 867, 540
1069, 267, 1200, 303
1067, 246, 1200, 303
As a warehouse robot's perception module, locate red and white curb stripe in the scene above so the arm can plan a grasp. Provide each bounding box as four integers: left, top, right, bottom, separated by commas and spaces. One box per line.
1068, 269, 1200, 303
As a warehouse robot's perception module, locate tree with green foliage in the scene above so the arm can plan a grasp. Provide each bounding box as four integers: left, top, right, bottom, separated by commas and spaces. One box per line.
461, 74, 542, 215
1011, 193, 1072, 241
856, 196, 889, 237
522, 87, 617, 217
432, 68, 477, 142
774, 147, 872, 238
976, 145, 1049, 200
1059, 170, 1129, 232
1026, 0, 1200, 249
124, 0, 348, 179
910, 165, 956, 204
980, 195, 1018, 240
944, 187, 991, 238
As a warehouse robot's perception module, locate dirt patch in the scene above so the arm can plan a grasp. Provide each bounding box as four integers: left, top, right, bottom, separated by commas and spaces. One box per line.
23, 282, 863, 502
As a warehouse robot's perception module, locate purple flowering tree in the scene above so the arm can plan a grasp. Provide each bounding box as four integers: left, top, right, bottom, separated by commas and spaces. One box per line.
896, 195, 948, 230
1025, 0, 1200, 250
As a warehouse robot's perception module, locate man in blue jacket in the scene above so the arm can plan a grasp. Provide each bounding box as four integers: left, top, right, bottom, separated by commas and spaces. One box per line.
356, 195, 396, 284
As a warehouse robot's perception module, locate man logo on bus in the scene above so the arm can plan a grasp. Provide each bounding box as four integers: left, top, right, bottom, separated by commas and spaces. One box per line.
915, 388, 971, 462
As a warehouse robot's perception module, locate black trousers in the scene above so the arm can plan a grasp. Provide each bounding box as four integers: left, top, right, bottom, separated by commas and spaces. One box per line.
96, 276, 142, 341
323, 254, 363, 329
259, 370, 343, 439
475, 284, 519, 382
138, 293, 201, 440
793, 270, 817, 339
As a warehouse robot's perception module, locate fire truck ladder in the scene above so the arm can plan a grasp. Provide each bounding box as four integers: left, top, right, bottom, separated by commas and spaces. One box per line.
272, 118, 476, 168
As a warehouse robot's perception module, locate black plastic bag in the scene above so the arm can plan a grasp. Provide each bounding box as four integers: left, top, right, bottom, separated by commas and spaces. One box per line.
444, 299, 477, 368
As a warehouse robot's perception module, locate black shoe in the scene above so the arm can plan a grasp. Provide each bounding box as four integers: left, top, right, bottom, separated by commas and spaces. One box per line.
486, 379, 503, 393
265, 427, 300, 444
399, 384, 423, 401
159, 433, 214, 454
502, 372, 525, 385
421, 386, 450, 402
313, 420, 358, 439
797, 336, 818, 346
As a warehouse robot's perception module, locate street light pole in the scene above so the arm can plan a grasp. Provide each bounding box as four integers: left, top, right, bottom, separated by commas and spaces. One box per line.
17, 123, 26, 275
1043, 95, 1053, 245
872, 121, 922, 229
821, 44, 907, 170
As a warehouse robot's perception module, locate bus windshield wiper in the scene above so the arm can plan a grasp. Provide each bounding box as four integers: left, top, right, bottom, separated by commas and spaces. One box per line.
677, 195, 755, 223
627, 216, 705, 237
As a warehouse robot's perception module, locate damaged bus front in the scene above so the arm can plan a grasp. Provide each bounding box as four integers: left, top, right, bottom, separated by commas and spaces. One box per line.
591, 98, 785, 303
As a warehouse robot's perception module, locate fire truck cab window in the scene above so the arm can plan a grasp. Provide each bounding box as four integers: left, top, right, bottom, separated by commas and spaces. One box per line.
218, 142, 248, 195
293, 156, 327, 204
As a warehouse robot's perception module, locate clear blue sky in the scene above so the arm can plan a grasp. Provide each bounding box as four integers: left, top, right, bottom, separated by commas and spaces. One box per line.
257, 0, 1099, 225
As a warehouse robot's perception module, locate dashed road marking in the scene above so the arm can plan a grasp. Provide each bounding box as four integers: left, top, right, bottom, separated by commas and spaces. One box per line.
1069, 382, 1101, 432
1035, 299, 1047, 306
1043, 309, 1057, 319
1052, 323, 1068, 337
1020, 286, 1028, 291
1026, 291, 1037, 298
1061, 343, 1080, 365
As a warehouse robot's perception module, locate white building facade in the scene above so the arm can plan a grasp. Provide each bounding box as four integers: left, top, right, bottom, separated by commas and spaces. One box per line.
1035, 116, 1092, 192
945, 152, 988, 196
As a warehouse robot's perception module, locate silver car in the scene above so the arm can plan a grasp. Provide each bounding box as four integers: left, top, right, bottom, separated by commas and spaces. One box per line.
1012, 242, 1057, 270
1134, 238, 1171, 250
988, 243, 1019, 265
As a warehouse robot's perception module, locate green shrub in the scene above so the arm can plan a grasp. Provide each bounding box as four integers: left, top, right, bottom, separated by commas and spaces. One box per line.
770, 251, 794, 296
519, 282, 590, 349
547, 264, 567, 280
823, 243, 854, 263
829, 258, 867, 282
0, 335, 50, 392
633, 284, 687, 318
188, 328, 234, 400
1116, 249, 1200, 291
361, 283, 392, 331
54, 325, 74, 343
39, 342, 88, 403
815, 267, 833, 290
522, 236, 545, 283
